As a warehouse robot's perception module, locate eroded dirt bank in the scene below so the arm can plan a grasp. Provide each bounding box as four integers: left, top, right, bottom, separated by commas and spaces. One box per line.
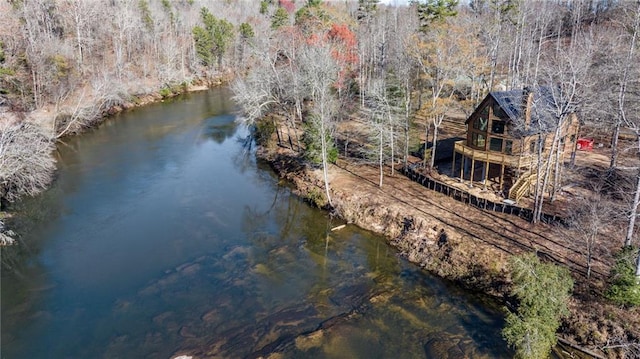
259, 145, 640, 359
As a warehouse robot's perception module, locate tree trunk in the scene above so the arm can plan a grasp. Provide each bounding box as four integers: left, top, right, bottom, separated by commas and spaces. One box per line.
423, 121, 429, 168
610, 120, 621, 170
389, 112, 395, 177
551, 125, 565, 201
535, 126, 562, 221
320, 116, 332, 207
430, 119, 439, 168
625, 169, 640, 247
403, 78, 411, 169
613, 1, 640, 170
379, 128, 384, 188
532, 135, 544, 223
636, 250, 640, 279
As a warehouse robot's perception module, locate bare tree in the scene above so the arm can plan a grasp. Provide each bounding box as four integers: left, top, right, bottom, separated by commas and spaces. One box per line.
364, 79, 400, 187
565, 186, 615, 283
0, 121, 55, 205
530, 26, 594, 223
411, 20, 476, 168
299, 39, 340, 207
610, 1, 640, 171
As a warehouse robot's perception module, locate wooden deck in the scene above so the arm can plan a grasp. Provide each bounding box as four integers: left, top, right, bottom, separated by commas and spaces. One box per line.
453, 141, 534, 168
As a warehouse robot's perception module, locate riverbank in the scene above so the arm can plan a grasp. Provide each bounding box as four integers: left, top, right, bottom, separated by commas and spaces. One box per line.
0, 74, 231, 246
258, 144, 640, 358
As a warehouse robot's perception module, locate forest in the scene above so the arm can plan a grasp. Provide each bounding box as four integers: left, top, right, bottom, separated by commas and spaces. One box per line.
1, 0, 640, 357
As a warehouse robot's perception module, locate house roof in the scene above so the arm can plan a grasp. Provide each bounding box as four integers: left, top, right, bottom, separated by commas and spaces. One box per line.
466, 87, 560, 134
491, 90, 524, 121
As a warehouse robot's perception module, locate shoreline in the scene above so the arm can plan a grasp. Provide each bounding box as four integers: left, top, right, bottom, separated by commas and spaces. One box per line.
0, 76, 229, 245
257, 144, 638, 359
2, 85, 637, 357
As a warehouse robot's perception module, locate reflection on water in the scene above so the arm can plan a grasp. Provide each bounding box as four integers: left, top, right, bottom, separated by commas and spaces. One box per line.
1, 89, 511, 358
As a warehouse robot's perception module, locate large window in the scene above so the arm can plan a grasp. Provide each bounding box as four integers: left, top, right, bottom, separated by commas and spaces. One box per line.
489, 137, 503, 151
491, 120, 505, 134
493, 103, 508, 119
473, 116, 488, 131
471, 133, 486, 149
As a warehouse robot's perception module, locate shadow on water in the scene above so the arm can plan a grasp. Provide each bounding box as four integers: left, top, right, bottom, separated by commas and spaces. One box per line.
1, 88, 512, 359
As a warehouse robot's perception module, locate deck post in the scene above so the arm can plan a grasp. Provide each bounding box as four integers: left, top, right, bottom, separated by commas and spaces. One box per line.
499, 163, 505, 193
483, 160, 490, 190
470, 158, 476, 187
451, 151, 456, 177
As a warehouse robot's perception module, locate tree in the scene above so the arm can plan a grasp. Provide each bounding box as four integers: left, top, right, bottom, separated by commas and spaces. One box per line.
607, 246, 640, 306
198, 7, 234, 69
357, 0, 379, 21
271, 7, 289, 29
260, 1, 270, 15
237, 22, 255, 64
0, 122, 56, 206
529, 25, 596, 223
565, 186, 614, 283
411, 20, 477, 168
413, 0, 459, 29
192, 25, 214, 67
138, 0, 154, 32
608, 1, 640, 171
239, 22, 255, 40
502, 253, 574, 359
299, 39, 341, 207
364, 79, 400, 188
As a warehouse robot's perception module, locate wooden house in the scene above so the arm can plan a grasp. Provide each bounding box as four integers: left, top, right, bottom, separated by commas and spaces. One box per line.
451, 87, 579, 202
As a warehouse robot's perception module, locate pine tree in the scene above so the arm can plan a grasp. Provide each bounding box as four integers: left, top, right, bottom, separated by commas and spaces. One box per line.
413, 0, 459, 30
271, 7, 289, 29
502, 253, 573, 359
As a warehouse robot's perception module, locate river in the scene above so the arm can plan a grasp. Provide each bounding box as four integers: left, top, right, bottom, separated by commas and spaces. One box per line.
1, 88, 511, 358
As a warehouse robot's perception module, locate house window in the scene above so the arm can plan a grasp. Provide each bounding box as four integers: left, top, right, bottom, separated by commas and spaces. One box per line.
489, 137, 503, 151
493, 103, 508, 119
472, 133, 486, 148
491, 120, 505, 134
529, 141, 536, 153
505, 140, 513, 155
473, 116, 488, 131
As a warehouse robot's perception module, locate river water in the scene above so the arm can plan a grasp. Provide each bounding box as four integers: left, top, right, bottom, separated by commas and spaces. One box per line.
1, 89, 511, 358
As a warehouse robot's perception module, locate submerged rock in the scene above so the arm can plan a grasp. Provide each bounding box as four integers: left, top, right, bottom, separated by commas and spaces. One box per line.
423, 334, 467, 359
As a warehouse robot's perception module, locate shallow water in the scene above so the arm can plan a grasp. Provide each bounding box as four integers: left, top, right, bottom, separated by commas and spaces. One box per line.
1, 89, 511, 358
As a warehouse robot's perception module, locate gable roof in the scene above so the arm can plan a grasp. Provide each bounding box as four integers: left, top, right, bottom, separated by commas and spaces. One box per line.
465, 87, 560, 133
491, 90, 525, 121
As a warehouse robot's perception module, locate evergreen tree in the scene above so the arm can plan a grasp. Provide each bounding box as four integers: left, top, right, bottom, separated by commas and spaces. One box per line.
271, 7, 289, 29
259, 1, 270, 15
357, 0, 379, 21
607, 246, 640, 307
196, 7, 234, 68
302, 117, 338, 166
239, 23, 255, 40
138, 0, 154, 32
502, 253, 573, 359
412, 0, 459, 30
192, 26, 213, 67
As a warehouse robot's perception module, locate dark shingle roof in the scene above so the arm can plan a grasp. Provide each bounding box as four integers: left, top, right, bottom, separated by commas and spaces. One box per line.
490, 90, 525, 121
489, 86, 559, 133
528, 86, 558, 130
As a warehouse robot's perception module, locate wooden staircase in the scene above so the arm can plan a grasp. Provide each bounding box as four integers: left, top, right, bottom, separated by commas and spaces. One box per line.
508, 170, 537, 202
